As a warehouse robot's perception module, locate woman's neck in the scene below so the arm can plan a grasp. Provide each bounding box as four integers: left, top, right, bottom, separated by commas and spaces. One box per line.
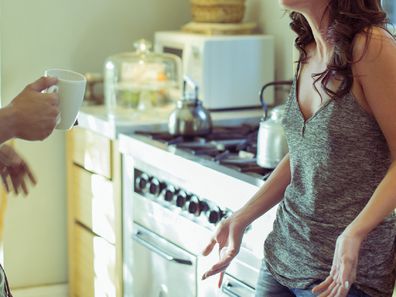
302, 2, 333, 62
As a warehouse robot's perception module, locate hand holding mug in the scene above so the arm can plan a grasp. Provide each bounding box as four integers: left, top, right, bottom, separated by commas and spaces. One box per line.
7, 76, 60, 141
44, 69, 86, 130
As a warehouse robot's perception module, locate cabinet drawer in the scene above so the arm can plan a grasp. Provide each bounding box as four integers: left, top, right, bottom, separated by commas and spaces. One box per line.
69, 127, 112, 178
72, 165, 115, 243
73, 224, 116, 297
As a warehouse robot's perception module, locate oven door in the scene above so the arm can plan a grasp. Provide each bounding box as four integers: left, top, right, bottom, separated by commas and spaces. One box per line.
131, 223, 197, 297
220, 274, 256, 297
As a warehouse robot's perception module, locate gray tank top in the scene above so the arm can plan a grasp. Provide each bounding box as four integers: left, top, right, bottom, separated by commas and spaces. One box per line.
263, 77, 396, 297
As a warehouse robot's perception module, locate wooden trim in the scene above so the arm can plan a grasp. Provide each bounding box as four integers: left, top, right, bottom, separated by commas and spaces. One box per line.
66, 130, 75, 297
12, 284, 68, 297
0, 140, 15, 257
112, 140, 123, 297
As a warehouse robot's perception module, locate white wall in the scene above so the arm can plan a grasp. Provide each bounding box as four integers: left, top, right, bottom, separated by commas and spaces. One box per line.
246, 0, 295, 81
0, 0, 190, 289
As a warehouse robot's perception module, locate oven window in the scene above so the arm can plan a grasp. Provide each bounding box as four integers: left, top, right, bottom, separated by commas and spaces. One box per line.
383, 0, 396, 24
163, 47, 183, 59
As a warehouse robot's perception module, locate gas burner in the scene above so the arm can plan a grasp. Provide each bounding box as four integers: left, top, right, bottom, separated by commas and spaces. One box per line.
134, 124, 273, 180
135, 124, 258, 143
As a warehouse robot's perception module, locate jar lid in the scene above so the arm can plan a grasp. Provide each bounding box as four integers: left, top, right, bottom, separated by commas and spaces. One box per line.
104, 39, 182, 91
133, 39, 152, 54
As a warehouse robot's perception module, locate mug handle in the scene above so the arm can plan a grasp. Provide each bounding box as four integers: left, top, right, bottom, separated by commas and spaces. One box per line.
46, 85, 61, 125
47, 85, 59, 94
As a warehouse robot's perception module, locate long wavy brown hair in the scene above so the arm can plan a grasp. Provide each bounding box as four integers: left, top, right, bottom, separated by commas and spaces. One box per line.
290, 0, 392, 100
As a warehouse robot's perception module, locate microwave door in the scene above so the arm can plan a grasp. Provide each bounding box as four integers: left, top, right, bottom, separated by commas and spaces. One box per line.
162, 46, 183, 60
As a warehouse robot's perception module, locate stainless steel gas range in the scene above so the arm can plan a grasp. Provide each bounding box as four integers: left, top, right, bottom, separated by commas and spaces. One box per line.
119, 119, 279, 297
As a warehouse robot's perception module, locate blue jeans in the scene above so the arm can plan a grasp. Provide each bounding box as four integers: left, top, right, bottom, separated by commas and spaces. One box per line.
255, 261, 369, 297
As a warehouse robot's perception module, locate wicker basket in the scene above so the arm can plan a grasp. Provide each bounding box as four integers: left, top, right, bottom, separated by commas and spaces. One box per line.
191, 0, 246, 23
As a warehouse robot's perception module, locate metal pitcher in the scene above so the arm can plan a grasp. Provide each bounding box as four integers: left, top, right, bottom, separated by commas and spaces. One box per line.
256, 81, 292, 169
168, 76, 212, 136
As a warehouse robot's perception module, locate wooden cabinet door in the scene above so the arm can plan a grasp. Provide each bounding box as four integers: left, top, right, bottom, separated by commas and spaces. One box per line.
70, 127, 112, 179
71, 165, 115, 244
67, 128, 122, 297
73, 224, 116, 297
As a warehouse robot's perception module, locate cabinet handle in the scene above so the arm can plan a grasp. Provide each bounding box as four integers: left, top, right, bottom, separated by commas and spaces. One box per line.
133, 231, 193, 266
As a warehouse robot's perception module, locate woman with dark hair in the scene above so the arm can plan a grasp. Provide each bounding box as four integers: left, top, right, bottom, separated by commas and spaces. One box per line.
201, 1, 396, 296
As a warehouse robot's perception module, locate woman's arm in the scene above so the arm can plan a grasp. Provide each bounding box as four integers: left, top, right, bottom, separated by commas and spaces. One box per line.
313, 27, 396, 297
345, 28, 396, 237
202, 153, 291, 282
232, 152, 291, 227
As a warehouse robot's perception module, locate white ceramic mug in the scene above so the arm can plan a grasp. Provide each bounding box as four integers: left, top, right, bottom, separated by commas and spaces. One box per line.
44, 68, 86, 130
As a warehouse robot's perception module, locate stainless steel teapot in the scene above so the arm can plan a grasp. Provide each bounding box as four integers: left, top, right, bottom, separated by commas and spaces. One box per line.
257, 81, 292, 169
168, 76, 212, 136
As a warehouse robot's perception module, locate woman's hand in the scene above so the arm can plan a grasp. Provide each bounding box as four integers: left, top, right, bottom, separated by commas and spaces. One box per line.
0, 144, 36, 195
312, 232, 364, 297
201, 215, 247, 287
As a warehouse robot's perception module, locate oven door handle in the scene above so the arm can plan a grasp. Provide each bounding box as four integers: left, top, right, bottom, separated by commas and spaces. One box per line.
222, 284, 240, 297
222, 279, 255, 297
133, 230, 193, 266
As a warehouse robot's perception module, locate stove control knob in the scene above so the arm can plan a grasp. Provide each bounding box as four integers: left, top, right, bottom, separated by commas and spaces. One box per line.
135, 173, 149, 192
199, 201, 209, 213
175, 190, 188, 208
207, 207, 223, 225
148, 178, 161, 196
187, 195, 201, 216
163, 185, 176, 202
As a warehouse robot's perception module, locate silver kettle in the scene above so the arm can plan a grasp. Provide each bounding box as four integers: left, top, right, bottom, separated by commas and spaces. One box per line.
256, 81, 292, 169
168, 76, 212, 136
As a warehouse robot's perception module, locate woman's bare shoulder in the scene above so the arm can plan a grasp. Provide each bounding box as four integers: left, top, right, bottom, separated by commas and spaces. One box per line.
352, 26, 396, 63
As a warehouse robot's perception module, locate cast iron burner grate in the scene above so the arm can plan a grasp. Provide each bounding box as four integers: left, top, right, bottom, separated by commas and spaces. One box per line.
134, 124, 273, 180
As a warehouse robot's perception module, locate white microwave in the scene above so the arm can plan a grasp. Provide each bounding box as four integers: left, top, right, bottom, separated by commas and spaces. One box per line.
154, 31, 275, 110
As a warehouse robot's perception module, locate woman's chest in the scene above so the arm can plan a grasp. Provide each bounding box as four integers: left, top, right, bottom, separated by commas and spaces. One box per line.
297, 68, 330, 121
297, 61, 372, 120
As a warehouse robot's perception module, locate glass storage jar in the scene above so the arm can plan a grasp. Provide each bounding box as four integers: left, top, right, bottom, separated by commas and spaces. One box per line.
104, 39, 182, 119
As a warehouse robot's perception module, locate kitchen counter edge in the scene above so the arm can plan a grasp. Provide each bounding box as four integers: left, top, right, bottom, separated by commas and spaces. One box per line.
76, 105, 264, 139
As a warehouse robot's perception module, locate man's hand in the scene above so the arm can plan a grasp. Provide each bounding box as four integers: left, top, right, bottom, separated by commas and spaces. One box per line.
0, 144, 36, 195
7, 76, 60, 141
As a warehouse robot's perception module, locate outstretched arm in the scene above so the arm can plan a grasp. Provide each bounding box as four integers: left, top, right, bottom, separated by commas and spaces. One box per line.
313, 27, 396, 297
202, 153, 291, 285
